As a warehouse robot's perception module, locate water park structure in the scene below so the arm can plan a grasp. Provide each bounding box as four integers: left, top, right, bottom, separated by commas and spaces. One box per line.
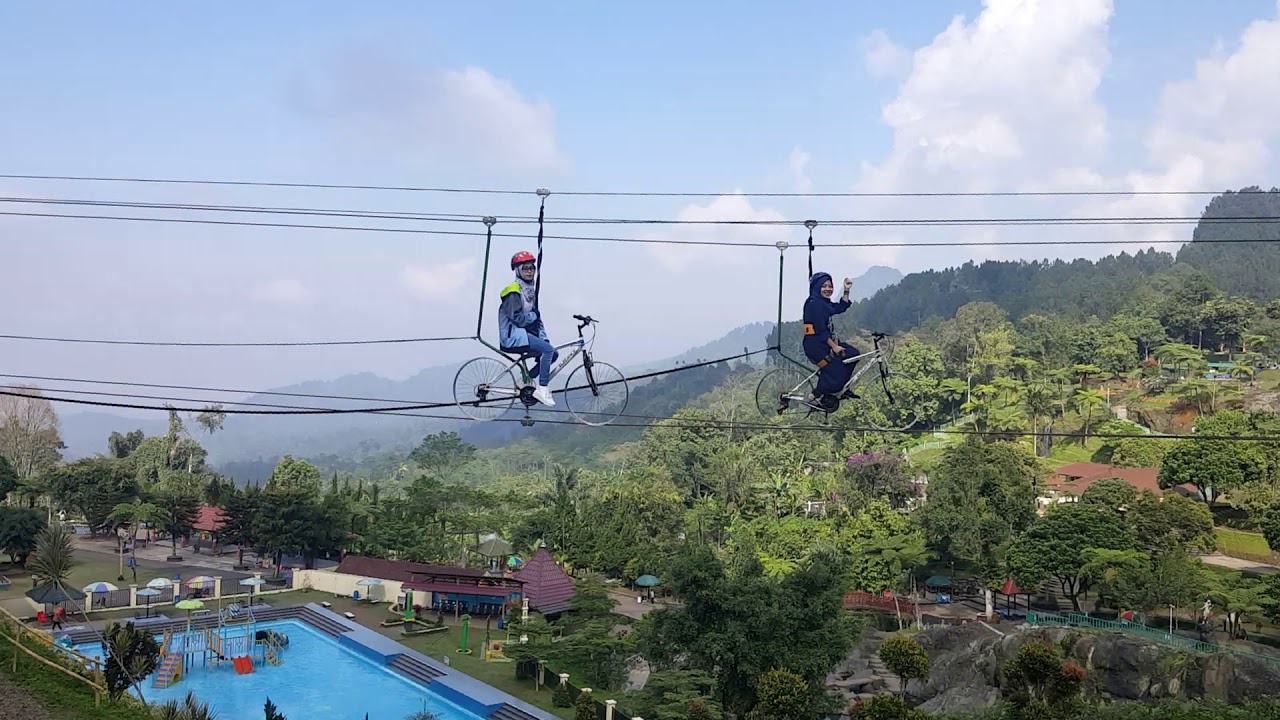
152, 602, 289, 688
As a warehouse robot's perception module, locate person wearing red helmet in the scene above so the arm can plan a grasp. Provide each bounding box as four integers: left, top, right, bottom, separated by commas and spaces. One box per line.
499, 251, 557, 406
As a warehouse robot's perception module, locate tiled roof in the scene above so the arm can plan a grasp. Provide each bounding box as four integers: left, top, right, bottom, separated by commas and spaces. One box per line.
513, 547, 576, 612
336, 555, 497, 583
1043, 464, 1199, 498
192, 506, 226, 532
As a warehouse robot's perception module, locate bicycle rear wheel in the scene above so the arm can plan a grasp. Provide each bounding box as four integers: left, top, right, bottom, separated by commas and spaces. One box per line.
564, 360, 628, 426
755, 368, 818, 424
453, 357, 518, 421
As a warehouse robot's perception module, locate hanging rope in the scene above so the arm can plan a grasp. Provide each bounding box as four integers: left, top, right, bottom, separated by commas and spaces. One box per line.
805, 219, 817, 277
475, 216, 497, 339
534, 188, 550, 311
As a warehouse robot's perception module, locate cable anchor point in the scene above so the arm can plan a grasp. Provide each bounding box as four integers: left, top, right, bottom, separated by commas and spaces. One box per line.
482, 216, 497, 227
535, 188, 551, 198
804, 220, 818, 230
775, 240, 789, 252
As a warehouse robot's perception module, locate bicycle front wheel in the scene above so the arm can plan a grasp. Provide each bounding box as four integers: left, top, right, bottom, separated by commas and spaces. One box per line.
564, 360, 628, 426
453, 357, 518, 421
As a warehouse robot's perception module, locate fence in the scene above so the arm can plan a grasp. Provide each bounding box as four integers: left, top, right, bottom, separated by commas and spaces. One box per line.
0, 605, 107, 705
1025, 611, 1280, 667
514, 659, 642, 720
842, 591, 918, 615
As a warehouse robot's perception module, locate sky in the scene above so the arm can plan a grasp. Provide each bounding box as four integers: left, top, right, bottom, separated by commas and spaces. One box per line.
4, 0, 1280, 404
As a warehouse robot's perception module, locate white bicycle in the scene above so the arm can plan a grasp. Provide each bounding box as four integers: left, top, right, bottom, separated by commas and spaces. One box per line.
755, 332, 922, 430
453, 314, 630, 426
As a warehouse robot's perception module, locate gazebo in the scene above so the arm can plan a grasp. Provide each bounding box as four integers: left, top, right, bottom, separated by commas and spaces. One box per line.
513, 547, 576, 615
472, 536, 515, 574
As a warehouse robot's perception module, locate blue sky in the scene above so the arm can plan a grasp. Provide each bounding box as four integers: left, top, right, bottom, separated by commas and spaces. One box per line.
4, 0, 1280, 399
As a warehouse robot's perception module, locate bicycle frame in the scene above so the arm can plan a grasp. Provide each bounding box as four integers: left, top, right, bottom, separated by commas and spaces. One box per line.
782, 333, 895, 402
478, 317, 595, 397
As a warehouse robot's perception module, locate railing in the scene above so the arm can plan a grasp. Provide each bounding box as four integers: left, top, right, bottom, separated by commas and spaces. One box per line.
1025, 611, 1280, 666
0, 605, 107, 705
842, 591, 918, 614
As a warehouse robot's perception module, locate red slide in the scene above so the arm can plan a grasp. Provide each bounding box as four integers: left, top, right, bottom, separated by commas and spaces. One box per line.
233, 656, 254, 674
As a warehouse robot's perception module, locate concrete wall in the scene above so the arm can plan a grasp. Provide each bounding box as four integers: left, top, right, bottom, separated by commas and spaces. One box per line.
291, 568, 402, 604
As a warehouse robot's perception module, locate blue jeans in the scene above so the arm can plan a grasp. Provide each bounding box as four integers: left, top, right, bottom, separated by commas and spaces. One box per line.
526, 335, 557, 386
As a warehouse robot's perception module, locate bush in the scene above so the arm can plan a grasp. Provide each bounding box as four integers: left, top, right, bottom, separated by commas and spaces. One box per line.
573, 689, 595, 720
551, 684, 572, 708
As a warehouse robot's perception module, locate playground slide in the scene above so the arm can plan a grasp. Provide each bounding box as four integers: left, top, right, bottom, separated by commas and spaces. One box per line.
232, 656, 254, 674
153, 653, 182, 688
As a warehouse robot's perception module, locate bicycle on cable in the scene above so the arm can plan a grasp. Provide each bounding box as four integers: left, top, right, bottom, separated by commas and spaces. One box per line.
453, 314, 630, 427
755, 332, 921, 430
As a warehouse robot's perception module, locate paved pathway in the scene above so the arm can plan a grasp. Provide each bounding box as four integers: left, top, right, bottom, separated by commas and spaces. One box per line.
1200, 552, 1279, 574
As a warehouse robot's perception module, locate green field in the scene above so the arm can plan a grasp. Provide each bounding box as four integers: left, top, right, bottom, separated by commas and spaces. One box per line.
1215, 527, 1274, 556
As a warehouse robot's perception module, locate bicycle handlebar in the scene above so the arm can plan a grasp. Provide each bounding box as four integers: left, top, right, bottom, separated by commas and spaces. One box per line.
573, 314, 597, 325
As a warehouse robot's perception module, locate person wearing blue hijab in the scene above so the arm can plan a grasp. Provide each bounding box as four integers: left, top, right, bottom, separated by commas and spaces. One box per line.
801, 272, 859, 408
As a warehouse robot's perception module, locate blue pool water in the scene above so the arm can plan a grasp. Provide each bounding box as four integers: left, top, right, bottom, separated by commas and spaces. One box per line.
72, 620, 490, 720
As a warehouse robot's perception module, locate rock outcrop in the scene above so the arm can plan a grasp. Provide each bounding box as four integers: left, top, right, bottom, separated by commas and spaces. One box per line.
904, 622, 1280, 715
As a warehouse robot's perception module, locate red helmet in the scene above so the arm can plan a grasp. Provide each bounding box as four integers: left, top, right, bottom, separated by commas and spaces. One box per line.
511, 251, 536, 270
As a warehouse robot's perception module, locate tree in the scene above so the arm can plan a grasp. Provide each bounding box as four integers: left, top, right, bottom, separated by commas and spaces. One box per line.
152, 691, 218, 720
1126, 491, 1216, 554
0, 386, 64, 479
409, 431, 477, 481
0, 455, 17, 502
265, 456, 322, 496
154, 486, 201, 559
102, 620, 160, 701
1002, 637, 1085, 719
194, 405, 226, 436
1006, 503, 1136, 612
107, 430, 145, 459
747, 669, 810, 720
878, 634, 930, 696
574, 688, 596, 720
105, 499, 169, 581
45, 458, 139, 533
220, 484, 262, 568
0, 506, 46, 565
27, 521, 79, 590
850, 694, 929, 720
1079, 478, 1137, 509
264, 698, 287, 720
1159, 439, 1264, 507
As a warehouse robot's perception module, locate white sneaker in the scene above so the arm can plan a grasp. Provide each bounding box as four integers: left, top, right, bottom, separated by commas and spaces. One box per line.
532, 384, 556, 407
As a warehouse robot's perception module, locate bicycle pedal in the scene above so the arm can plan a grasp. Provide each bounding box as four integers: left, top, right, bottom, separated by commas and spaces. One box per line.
840, 390, 860, 401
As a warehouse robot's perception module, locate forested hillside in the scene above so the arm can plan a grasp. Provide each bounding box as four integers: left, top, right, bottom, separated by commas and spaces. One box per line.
1178, 186, 1280, 298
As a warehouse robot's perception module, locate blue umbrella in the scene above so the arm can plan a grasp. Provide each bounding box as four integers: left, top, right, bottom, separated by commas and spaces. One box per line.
83, 581, 118, 593
635, 575, 660, 587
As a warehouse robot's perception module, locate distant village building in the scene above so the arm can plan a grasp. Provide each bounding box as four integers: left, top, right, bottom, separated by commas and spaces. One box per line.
1037, 461, 1201, 511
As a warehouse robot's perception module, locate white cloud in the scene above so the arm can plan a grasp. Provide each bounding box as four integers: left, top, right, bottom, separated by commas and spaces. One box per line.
251, 278, 312, 305
860, 28, 910, 81
290, 51, 566, 174
644, 194, 791, 272
401, 258, 475, 300
861, 0, 1113, 193
787, 147, 813, 193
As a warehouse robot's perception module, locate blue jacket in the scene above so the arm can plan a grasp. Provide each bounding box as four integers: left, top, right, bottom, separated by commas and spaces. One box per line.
498, 280, 547, 350
802, 272, 850, 362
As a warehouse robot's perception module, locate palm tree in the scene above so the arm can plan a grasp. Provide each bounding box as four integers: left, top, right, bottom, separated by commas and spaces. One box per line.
153, 692, 217, 719
1071, 388, 1108, 438
104, 499, 170, 581
27, 521, 78, 590
938, 378, 968, 423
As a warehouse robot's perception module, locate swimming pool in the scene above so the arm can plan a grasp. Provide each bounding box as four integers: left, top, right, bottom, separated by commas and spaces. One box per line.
73, 619, 498, 720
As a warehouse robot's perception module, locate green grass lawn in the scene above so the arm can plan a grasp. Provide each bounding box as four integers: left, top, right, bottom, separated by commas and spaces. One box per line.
0, 556, 184, 604
1215, 527, 1274, 555
1046, 437, 1106, 467
0, 624, 153, 720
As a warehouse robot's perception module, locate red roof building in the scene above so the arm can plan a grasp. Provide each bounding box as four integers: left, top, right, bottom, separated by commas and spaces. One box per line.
335, 555, 524, 615
1039, 462, 1200, 509
514, 547, 577, 615
192, 506, 226, 533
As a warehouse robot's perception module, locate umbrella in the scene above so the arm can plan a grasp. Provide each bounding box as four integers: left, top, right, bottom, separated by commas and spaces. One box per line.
185, 576, 215, 587
635, 575, 660, 588
136, 587, 161, 618
239, 577, 266, 606
355, 578, 381, 600
506, 556, 524, 567
26, 582, 86, 606
83, 582, 118, 594
176, 598, 204, 636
